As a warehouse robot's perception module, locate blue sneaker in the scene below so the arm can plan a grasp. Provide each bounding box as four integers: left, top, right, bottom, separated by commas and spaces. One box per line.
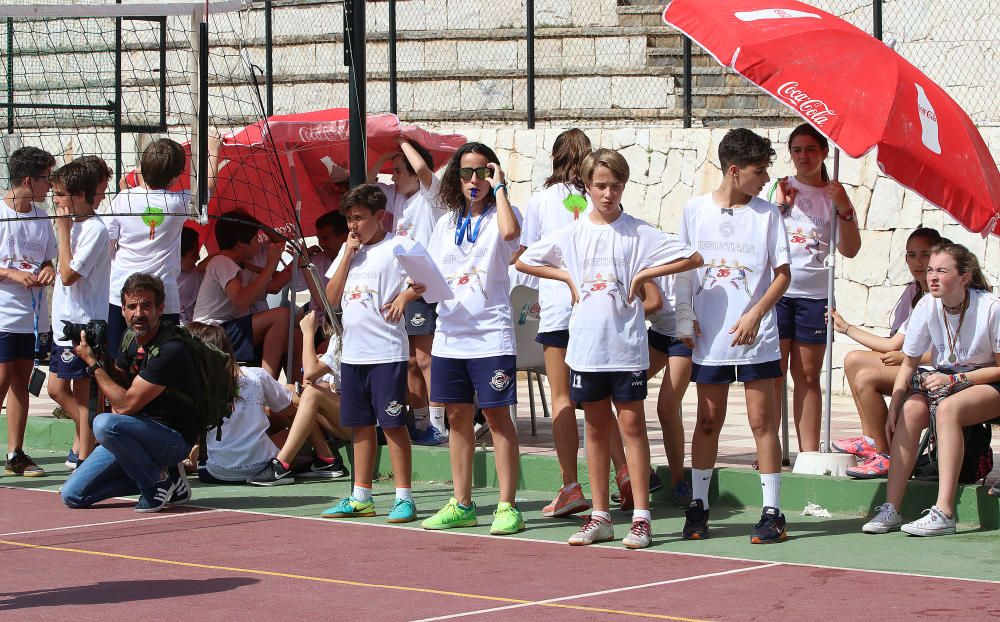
65, 449, 79, 470
672, 480, 693, 508
413, 426, 448, 446
321, 496, 376, 518
387, 498, 417, 523
168, 462, 192, 505
134, 478, 175, 513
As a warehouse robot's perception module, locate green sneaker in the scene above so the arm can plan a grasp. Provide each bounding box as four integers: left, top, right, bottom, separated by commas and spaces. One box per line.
421, 497, 477, 530
490, 502, 525, 535
387, 498, 417, 524
321, 496, 376, 518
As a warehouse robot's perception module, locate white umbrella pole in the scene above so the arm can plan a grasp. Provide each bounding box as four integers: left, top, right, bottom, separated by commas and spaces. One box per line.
821, 149, 841, 453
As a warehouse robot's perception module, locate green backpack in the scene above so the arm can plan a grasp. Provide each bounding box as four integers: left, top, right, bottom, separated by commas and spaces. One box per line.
120, 321, 238, 440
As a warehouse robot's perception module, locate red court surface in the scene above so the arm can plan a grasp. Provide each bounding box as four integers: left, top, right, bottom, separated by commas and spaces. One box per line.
2, 486, 997, 621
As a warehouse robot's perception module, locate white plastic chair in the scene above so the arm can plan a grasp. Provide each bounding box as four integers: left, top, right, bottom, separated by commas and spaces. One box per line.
510, 285, 550, 436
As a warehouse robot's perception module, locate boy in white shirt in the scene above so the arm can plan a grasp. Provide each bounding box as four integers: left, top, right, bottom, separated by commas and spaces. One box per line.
676, 128, 791, 544
106, 137, 219, 360
1, 146, 57, 477
369, 138, 447, 441
518, 148, 701, 549
177, 226, 203, 325
47, 158, 113, 463
319, 184, 420, 523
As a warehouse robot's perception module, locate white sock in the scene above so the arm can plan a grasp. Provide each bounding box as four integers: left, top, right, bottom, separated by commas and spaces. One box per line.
352, 484, 372, 503
429, 406, 447, 434
760, 473, 781, 509
692, 468, 713, 510
632, 509, 651, 522
413, 407, 430, 432
863, 435, 875, 447
591, 510, 612, 523
395, 487, 412, 502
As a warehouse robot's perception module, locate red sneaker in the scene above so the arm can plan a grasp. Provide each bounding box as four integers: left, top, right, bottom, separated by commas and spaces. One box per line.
833, 436, 877, 459
542, 483, 591, 518
846, 453, 890, 479
615, 466, 633, 511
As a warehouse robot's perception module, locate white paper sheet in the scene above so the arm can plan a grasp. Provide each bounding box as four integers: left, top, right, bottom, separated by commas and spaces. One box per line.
393, 242, 453, 303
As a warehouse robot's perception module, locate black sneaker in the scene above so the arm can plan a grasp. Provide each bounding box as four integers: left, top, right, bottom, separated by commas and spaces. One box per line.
168, 462, 192, 504
751, 506, 787, 544
682, 499, 710, 540
648, 468, 664, 494
5, 449, 45, 477
298, 453, 349, 479
247, 458, 294, 486
135, 478, 175, 513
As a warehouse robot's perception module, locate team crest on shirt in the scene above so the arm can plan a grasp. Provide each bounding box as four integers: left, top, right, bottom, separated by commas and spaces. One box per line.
580, 272, 627, 307
489, 369, 512, 391
445, 267, 488, 300
696, 258, 754, 297
343, 284, 379, 311
410, 313, 426, 327
395, 224, 413, 238
719, 221, 736, 239
384, 400, 404, 417
787, 226, 827, 263
60, 348, 76, 364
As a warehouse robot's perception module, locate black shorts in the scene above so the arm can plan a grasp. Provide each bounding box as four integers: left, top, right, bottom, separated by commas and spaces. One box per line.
404, 297, 437, 336
775, 296, 828, 344
0, 331, 35, 362
535, 329, 570, 348
691, 360, 782, 384
570, 369, 647, 403
340, 361, 409, 429
647, 329, 693, 358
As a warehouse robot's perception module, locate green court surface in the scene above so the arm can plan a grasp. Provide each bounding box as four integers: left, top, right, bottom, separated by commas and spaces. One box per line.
3, 449, 997, 584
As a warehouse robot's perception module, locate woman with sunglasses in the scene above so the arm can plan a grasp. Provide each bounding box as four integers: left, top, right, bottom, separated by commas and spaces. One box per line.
420, 142, 525, 536
863, 243, 1000, 536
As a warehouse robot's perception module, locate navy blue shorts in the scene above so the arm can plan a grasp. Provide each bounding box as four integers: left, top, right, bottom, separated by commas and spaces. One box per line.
776, 296, 828, 344
49, 344, 88, 379
647, 329, 693, 358
691, 360, 782, 385
535, 329, 570, 348
221, 315, 259, 364
107, 304, 182, 361
0, 332, 36, 363
430, 354, 517, 408
570, 369, 648, 403
404, 297, 437, 336
340, 361, 409, 429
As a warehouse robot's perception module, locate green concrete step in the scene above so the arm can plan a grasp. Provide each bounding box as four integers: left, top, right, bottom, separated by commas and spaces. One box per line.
4, 415, 995, 529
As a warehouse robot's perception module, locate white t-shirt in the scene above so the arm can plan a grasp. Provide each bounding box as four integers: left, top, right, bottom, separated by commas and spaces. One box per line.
204, 367, 290, 482
649, 274, 682, 337
902, 289, 1000, 371
52, 216, 111, 346
679, 194, 790, 366
177, 269, 203, 325
890, 281, 922, 337
427, 205, 522, 358
379, 176, 446, 248
779, 177, 833, 299
326, 233, 416, 365
193, 254, 245, 324
107, 188, 192, 314
520, 183, 591, 333
0, 202, 57, 333
519, 212, 695, 372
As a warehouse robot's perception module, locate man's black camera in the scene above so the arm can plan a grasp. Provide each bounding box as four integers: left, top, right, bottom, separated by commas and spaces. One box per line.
62, 320, 108, 358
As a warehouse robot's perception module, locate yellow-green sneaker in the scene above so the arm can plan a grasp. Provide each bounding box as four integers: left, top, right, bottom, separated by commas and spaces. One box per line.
490, 502, 524, 535
421, 497, 477, 530
321, 496, 376, 518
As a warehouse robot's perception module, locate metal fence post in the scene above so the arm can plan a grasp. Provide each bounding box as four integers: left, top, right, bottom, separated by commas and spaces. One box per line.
682, 37, 692, 128
388, 0, 397, 114
526, 0, 535, 129
264, 0, 273, 116
345, 0, 366, 188
873, 0, 882, 40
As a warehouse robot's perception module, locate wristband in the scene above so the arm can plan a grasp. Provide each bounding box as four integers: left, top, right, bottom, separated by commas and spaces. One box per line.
837, 209, 855, 222
493, 183, 507, 194
85, 361, 102, 377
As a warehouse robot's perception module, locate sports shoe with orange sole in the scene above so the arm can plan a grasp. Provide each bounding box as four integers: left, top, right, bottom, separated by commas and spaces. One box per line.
542, 483, 591, 518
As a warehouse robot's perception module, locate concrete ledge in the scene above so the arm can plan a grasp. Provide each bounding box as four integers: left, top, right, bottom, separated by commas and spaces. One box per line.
6, 414, 996, 528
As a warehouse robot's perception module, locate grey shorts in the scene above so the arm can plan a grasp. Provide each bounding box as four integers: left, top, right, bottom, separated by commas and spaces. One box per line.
404, 297, 437, 336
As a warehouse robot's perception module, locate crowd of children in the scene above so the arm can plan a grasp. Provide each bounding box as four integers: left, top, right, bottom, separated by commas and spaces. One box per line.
2, 123, 998, 548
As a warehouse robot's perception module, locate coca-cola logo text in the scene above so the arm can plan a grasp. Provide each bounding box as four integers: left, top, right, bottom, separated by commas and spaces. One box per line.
299, 120, 350, 143
777, 81, 837, 126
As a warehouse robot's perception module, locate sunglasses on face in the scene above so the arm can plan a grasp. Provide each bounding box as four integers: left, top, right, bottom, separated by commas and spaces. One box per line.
459, 166, 493, 182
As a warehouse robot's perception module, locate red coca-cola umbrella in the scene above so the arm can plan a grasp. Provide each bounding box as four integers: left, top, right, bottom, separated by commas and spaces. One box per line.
663, 0, 1000, 235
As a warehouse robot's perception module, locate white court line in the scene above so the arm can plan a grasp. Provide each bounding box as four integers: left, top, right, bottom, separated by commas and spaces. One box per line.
3, 484, 999, 586
0, 508, 223, 537
407, 563, 780, 622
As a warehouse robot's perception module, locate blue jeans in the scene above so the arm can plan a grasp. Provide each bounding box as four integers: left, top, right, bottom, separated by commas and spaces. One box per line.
61, 413, 191, 508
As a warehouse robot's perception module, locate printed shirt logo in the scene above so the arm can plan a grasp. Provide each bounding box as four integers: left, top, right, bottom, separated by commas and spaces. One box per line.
719, 221, 736, 239
776, 81, 837, 126
384, 400, 404, 417
581, 272, 627, 307
697, 258, 754, 297
787, 226, 827, 263
141, 206, 165, 240
445, 266, 488, 300
343, 284, 379, 312
489, 369, 512, 391
563, 194, 587, 220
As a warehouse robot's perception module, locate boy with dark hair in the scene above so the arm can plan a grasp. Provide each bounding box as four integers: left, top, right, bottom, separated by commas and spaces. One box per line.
47, 158, 112, 465
105, 136, 219, 361
1, 146, 57, 476
193, 210, 289, 378
291, 210, 348, 311
319, 183, 422, 522
676, 128, 792, 544
368, 138, 447, 442
177, 226, 203, 324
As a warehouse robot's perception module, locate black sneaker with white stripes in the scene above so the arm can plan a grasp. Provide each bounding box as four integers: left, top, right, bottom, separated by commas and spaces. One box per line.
248, 458, 294, 486
168, 462, 192, 504
297, 453, 349, 479
135, 477, 176, 513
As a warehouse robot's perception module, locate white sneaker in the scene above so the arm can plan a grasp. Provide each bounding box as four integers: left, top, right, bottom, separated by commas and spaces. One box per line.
622, 518, 652, 549
901, 506, 956, 536
862, 503, 902, 534
568, 515, 614, 546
